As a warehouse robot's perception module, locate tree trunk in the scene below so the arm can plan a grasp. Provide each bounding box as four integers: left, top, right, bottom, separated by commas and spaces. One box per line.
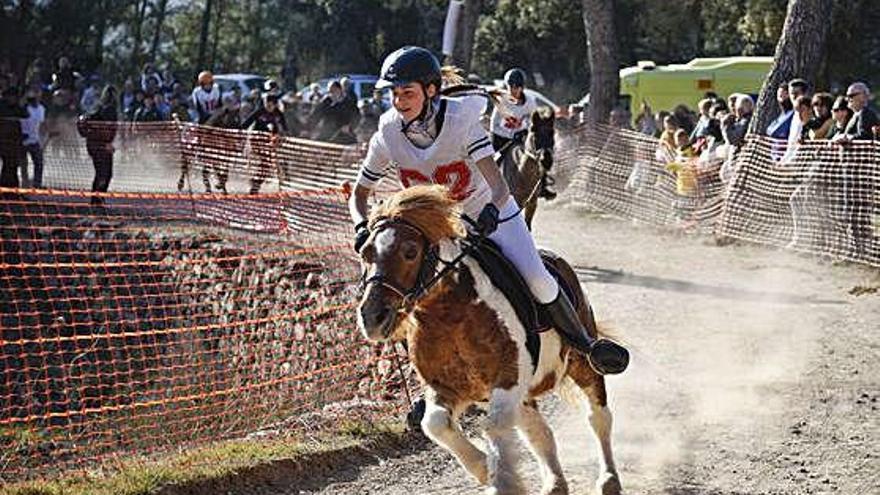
131, 0, 150, 68
150, 0, 168, 61
196, 0, 214, 70
581, 0, 619, 125
94, 0, 108, 67
283, 29, 299, 90
748, 0, 834, 135
248, 2, 263, 69
451, 0, 481, 73
210, 0, 224, 68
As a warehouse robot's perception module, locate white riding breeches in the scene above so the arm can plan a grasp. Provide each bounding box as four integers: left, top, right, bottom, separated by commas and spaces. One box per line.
486, 197, 559, 303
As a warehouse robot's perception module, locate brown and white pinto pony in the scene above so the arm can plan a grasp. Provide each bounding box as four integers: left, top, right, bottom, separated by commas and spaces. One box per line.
357, 185, 620, 495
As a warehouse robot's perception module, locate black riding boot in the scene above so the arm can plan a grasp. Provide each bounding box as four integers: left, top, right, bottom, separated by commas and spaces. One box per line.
541, 291, 629, 375
538, 174, 557, 200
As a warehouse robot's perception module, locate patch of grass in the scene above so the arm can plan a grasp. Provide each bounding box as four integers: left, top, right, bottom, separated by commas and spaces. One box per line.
1, 421, 403, 495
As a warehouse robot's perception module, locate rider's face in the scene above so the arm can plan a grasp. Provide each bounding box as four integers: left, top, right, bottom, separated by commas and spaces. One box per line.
510, 86, 524, 100
393, 83, 435, 123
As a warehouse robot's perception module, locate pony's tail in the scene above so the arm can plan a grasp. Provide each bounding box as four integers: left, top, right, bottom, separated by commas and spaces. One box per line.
440, 65, 510, 117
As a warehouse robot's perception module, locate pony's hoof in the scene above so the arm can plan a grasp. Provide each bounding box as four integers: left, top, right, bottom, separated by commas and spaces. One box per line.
541, 478, 569, 495
595, 471, 621, 495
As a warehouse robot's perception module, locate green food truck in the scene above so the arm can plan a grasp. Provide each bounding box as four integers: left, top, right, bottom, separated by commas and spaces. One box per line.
619, 56, 774, 116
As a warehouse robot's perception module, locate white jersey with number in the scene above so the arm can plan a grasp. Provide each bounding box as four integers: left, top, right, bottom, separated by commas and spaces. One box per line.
191, 85, 221, 121
357, 95, 495, 219
490, 93, 538, 139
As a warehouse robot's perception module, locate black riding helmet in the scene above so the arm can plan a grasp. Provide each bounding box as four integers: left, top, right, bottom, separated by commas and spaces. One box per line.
377, 46, 442, 91
504, 68, 527, 88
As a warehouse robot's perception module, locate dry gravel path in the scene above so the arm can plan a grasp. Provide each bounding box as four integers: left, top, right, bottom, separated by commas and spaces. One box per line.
201, 203, 880, 495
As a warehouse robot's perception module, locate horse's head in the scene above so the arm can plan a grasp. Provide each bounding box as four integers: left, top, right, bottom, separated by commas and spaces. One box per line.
530, 107, 555, 170
357, 186, 464, 342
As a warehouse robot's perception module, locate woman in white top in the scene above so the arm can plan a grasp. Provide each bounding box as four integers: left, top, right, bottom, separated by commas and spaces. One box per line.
349, 46, 628, 376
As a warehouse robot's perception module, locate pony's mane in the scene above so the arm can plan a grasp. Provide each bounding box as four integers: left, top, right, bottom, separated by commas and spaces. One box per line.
369, 185, 465, 244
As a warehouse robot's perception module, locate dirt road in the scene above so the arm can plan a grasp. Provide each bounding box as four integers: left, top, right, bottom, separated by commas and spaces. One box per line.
214, 203, 879, 495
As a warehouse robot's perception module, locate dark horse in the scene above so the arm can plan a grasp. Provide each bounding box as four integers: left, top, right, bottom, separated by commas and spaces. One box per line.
357, 186, 621, 495
498, 108, 555, 230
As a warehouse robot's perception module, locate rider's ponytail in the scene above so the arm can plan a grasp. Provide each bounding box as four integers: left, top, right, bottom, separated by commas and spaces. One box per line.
439, 65, 510, 116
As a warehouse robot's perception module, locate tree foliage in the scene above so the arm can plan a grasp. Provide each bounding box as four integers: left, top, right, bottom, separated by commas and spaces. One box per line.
0, 0, 876, 101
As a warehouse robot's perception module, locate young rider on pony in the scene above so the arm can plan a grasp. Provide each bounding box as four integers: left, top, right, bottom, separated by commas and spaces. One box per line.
490, 67, 556, 199
348, 46, 628, 376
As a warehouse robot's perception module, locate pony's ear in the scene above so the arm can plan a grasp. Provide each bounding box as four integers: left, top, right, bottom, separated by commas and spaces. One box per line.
531, 109, 544, 122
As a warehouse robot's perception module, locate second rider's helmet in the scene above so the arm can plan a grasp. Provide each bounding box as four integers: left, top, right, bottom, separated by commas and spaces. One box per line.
504, 68, 527, 89
376, 46, 442, 91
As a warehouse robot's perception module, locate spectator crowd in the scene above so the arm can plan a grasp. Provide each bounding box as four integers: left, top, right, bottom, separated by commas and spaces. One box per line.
608, 77, 878, 256
0, 55, 393, 197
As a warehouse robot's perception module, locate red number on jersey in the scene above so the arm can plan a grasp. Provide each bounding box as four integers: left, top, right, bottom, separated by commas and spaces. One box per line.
399, 161, 472, 201
503, 116, 522, 129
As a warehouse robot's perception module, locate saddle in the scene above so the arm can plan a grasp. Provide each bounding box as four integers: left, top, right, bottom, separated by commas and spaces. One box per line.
465, 238, 579, 369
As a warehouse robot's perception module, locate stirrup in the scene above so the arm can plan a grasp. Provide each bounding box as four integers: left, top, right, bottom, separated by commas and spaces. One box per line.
587, 339, 629, 375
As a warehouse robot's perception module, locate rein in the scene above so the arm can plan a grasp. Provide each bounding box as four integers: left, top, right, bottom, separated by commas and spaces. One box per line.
360, 216, 505, 313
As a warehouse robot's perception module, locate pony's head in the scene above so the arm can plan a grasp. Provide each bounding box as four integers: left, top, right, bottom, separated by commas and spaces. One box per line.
357, 185, 465, 342
530, 107, 555, 170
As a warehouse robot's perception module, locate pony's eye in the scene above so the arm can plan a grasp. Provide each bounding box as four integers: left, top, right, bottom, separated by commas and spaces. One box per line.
401, 242, 419, 261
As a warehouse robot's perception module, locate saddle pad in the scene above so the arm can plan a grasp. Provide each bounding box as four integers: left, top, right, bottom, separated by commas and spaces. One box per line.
466, 239, 580, 369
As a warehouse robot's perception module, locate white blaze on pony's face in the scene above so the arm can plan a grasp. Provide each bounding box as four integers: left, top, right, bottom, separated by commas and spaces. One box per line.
357, 222, 427, 342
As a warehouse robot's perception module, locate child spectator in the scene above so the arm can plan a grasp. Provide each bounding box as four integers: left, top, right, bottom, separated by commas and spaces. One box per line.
659, 115, 679, 153
665, 129, 699, 225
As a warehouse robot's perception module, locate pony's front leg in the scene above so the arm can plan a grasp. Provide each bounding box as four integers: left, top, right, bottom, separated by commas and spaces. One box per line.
518, 401, 568, 495
421, 391, 488, 485
484, 387, 526, 495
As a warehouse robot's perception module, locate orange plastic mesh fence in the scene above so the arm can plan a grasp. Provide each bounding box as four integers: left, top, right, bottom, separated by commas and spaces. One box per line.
718, 136, 878, 264
0, 188, 409, 481
557, 123, 727, 229
33, 120, 368, 194
557, 124, 878, 266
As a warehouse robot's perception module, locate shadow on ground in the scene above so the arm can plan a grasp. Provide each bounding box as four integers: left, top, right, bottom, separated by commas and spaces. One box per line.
156, 431, 432, 495
574, 265, 847, 305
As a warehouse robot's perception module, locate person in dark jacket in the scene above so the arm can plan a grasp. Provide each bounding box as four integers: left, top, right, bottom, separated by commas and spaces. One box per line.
77, 85, 118, 206
831, 82, 879, 257
133, 92, 162, 122
202, 94, 243, 194
242, 93, 288, 194
307, 80, 345, 142
0, 87, 28, 189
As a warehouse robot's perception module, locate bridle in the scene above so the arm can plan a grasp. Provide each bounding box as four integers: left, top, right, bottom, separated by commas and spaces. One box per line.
358, 210, 522, 313
360, 217, 458, 312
